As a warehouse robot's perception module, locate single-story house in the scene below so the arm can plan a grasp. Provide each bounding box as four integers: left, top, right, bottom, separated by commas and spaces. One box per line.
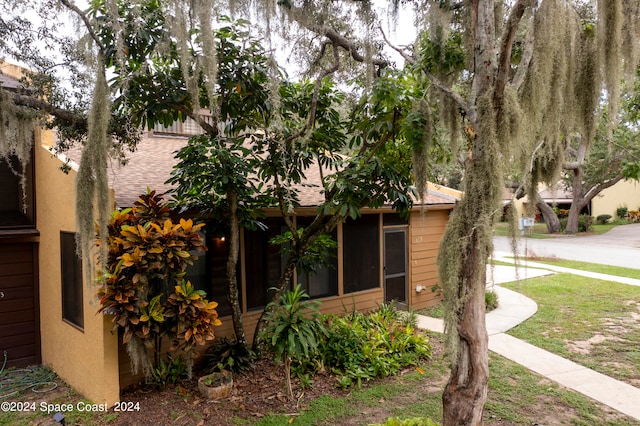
505, 183, 640, 221
1, 64, 459, 404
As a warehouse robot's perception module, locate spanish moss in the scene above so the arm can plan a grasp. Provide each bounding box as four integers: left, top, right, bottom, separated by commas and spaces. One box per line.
76, 56, 111, 288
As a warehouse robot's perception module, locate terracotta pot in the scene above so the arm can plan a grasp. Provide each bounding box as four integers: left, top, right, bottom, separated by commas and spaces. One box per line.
198, 370, 233, 400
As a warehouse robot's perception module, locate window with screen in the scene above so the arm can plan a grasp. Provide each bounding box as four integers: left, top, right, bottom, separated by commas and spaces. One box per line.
295, 218, 338, 298
343, 214, 380, 293
244, 218, 286, 311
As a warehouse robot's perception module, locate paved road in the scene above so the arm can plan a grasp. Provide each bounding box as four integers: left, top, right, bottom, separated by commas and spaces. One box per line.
493, 223, 640, 269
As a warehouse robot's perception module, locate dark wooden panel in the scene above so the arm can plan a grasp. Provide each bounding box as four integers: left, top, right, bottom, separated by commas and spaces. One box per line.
0, 321, 36, 338
1, 331, 36, 348
0, 284, 33, 299
0, 298, 34, 313
0, 309, 35, 325
0, 274, 33, 289
0, 242, 39, 368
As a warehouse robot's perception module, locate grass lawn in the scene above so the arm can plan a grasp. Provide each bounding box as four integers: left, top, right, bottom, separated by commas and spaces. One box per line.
502, 273, 640, 387
493, 221, 551, 238
493, 219, 633, 237
517, 258, 640, 280
245, 333, 638, 426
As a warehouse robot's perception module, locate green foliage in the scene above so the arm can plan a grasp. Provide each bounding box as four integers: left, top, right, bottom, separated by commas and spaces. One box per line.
97, 190, 221, 381
203, 338, 256, 375
319, 304, 432, 389
149, 354, 187, 389
578, 215, 594, 232
415, 30, 466, 76
269, 229, 337, 275
616, 206, 629, 219
260, 284, 326, 399
596, 214, 612, 224
485, 290, 499, 312
261, 284, 325, 362
372, 417, 440, 426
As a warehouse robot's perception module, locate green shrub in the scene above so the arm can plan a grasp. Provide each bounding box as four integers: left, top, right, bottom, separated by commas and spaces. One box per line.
616, 206, 629, 219
260, 284, 326, 400
596, 214, 612, 224
559, 215, 593, 232
372, 417, 440, 426
485, 290, 499, 312
318, 304, 432, 388
203, 337, 255, 375
559, 218, 567, 231
578, 214, 594, 232
149, 354, 187, 389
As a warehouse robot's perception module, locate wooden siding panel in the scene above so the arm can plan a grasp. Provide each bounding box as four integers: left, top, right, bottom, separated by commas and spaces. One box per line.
0, 242, 40, 368
408, 210, 448, 309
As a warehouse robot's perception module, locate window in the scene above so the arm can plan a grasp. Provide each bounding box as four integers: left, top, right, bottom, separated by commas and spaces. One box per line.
0, 152, 35, 228
296, 218, 338, 298
244, 218, 285, 311
383, 213, 409, 226
61, 232, 83, 329
152, 115, 213, 137
343, 214, 381, 293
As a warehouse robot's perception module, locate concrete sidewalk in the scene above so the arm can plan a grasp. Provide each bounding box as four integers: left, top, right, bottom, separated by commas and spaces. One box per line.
416, 262, 640, 421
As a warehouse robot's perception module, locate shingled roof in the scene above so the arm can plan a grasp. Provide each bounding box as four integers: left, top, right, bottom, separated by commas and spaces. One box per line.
73, 132, 457, 209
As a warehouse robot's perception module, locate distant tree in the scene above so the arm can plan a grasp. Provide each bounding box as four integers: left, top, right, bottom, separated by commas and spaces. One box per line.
562, 123, 640, 233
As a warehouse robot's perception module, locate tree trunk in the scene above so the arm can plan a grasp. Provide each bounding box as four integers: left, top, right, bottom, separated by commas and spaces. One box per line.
442, 272, 489, 425
226, 189, 247, 346
565, 167, 585, 234
535, 193, 561, 233
564, 202, 583, 234
440, 197, 491, 425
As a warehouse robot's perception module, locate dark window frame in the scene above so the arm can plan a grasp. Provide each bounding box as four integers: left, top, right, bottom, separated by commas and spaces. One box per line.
0, 147, 36, 230
60, 231, 84, 330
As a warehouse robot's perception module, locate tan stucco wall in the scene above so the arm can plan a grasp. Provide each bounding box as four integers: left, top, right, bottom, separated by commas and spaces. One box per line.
35, 141, 120, 405
592, 180, 640, 218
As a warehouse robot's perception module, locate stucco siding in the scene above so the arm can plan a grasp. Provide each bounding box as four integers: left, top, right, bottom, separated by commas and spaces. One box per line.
592, 180, 640, 218
35, 142, 120, 406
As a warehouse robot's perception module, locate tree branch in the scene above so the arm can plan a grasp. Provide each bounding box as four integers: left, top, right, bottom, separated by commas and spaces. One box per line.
10, 91, 86, 127
59, 0, 105, 53
379, 24, 415, 66
562, 134, 587, 170
495, 0, 534, 103
287, 4, 389, 71
511, 21, 535, 92
582, 174, 624, 205
423, 67, 474, 123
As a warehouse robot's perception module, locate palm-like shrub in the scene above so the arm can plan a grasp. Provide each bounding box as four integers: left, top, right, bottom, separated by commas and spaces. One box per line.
260, 284, 326, 400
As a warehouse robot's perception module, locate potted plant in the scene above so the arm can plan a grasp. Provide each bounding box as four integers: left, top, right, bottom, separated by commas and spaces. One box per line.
198, 369, 233, 400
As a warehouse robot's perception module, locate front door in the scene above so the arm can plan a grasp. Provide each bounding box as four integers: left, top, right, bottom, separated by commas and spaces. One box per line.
0, 242, 40, 368
383, 229, 407, 304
